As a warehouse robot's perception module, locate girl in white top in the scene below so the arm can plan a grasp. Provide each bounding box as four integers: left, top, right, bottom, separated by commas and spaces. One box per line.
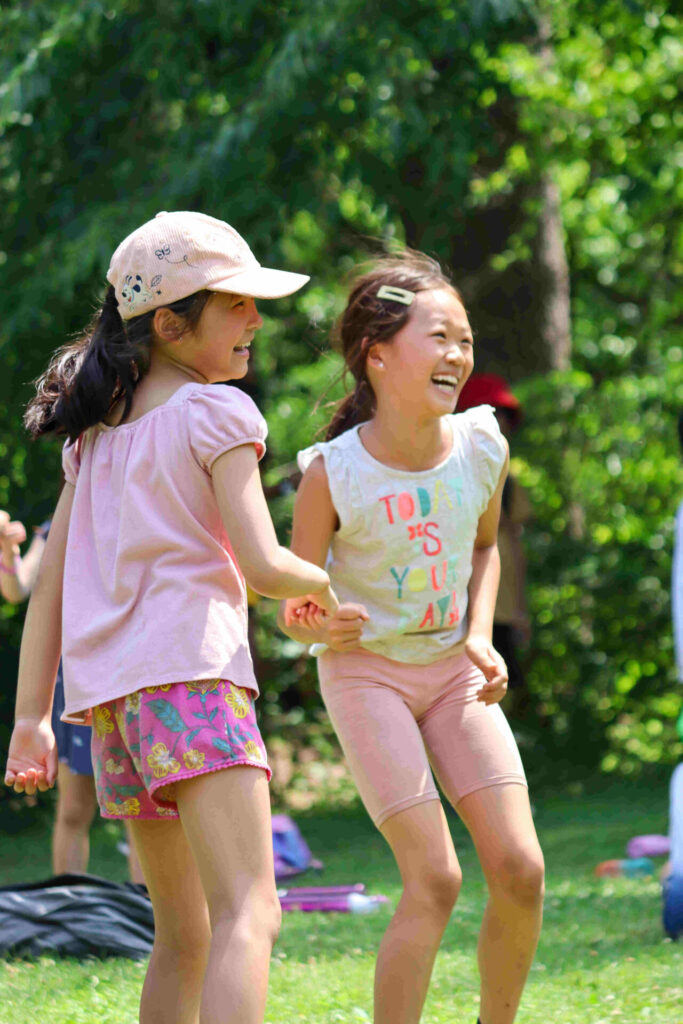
280, 252, 544, 1024
5, 211, 337, 1024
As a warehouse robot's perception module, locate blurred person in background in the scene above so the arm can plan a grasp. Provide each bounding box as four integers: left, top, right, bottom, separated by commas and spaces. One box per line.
0, 507, 143, 882
457, 375, 532, 713
663, 411, 683, 938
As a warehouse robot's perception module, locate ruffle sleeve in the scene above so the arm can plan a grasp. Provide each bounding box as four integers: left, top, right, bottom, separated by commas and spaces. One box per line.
61, 437, 82, 486
187, 384, 267, 472
297, 434, 362, 535
465, 405, 508, 510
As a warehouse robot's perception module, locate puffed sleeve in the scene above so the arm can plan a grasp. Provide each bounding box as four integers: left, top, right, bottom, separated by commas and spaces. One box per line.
187, 384, 268, 472
62, 437, 81, 485
297, 434, 363, 536
297, 442, 324, 476
466, 405, 507, 509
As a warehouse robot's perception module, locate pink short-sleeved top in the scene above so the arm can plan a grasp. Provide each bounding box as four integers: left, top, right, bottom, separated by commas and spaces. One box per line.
60, 382, 267, 724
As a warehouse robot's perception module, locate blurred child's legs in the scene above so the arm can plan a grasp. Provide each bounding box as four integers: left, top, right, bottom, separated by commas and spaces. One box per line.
51, 670, 97, 874
52, 762, 97, 874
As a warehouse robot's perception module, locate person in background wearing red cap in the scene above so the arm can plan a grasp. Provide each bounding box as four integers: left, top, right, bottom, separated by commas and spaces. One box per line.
458, 375, 532, 712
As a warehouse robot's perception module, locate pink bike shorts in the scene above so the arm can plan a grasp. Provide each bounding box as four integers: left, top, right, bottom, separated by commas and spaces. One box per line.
318, 647, 526, 828
91, 679, 271, 820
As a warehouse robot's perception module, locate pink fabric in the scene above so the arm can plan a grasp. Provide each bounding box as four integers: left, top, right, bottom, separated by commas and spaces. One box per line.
318, 647, 526, 828
61, 383, 267, 722
91, 679, 270, 819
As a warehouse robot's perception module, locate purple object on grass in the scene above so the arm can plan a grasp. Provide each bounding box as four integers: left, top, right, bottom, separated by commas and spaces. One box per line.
278, 886, 389, 913
626, 835, 670, 859
272, 814, 323, 880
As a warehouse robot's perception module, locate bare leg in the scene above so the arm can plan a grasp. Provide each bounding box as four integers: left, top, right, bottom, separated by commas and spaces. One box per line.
124, 821, 146, 883
375, 800, 462, 1024
51, 763, 97, 874
128, 817, 211, 1024
457, 784, 544, 1024
177, 766, 280, 1024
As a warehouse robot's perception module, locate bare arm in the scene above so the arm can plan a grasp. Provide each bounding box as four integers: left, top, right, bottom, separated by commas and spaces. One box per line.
1, 529, 46, 604
5, 485, 74, 794
277, 457, 368, 650
466, 446, 510, 704
212, 444, 336, 608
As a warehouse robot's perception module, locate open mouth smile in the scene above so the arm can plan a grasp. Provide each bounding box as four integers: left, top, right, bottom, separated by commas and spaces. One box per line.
431, 373, 460, 394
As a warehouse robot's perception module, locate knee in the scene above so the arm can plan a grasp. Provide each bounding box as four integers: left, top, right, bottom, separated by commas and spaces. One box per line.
212, 890, 282, 950
261, 892, 282, 947
408, 864, 462, 919
56, 794, 96, 832
489, 847, 545, 909
154, 907, 212, 963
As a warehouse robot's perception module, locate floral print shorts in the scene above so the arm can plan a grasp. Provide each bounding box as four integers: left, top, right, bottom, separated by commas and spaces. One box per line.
91, 680, 271, 820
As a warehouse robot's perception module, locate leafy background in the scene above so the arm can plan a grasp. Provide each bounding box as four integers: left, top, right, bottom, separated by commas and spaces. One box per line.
1, 0, 682, 791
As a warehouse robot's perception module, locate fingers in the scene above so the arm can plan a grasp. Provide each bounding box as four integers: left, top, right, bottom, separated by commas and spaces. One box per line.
283, 605, 299, 627
4, 767, 53, 795
476, 675, 508, 705
46, 744, 59, 788
337, 603, 370, 621
5, 522, 27, 545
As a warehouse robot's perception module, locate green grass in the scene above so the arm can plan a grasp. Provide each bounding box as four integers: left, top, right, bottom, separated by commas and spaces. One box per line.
1, 776, 681, 1023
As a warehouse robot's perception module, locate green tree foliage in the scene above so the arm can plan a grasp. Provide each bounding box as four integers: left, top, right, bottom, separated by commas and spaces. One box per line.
0, 0, 681, 776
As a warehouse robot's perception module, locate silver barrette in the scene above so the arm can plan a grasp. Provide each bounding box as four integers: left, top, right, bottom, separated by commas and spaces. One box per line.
376, 284, 414, 306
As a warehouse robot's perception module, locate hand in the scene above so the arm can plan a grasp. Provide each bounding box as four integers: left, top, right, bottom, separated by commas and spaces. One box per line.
4, 718, 58, 795
465, 634, 508, 705
310, 583, 340, 618
284, 584, 340, 627
321, 603, 370, 651
284, 597, 369, 651
0, 510, 27, 563
284, 594, 324, 628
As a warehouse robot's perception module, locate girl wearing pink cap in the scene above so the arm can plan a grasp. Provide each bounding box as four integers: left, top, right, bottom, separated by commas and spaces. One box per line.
4, 211, 337, 1024
280, 252, 543, 1024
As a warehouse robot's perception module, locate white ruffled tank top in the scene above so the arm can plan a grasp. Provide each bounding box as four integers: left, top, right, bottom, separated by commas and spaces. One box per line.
297, 405, 507, 664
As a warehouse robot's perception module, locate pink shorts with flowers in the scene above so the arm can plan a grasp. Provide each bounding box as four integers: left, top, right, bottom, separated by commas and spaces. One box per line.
91, 680, 271, 820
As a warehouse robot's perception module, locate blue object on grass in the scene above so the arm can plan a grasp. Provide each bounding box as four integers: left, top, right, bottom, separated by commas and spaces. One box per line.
663, 873, 683, 940
272, 814, 323, 879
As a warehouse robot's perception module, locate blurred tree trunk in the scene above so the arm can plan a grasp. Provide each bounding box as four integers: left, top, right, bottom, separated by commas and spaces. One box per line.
534, 170, 572, 371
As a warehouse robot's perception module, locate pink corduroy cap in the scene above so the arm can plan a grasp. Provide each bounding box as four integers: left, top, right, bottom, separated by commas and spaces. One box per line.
107, 210, 310, 320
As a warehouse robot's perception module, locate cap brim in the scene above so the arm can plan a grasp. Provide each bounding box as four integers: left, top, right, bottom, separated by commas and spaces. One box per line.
209, 266, 310, 300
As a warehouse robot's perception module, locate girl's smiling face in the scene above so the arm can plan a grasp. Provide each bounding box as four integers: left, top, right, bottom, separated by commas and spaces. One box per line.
155, 291, 264, 383
367, 288, 474, 418
186, 292, 264, 381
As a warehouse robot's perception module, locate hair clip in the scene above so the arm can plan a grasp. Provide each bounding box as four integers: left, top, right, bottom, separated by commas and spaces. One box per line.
376, 284, 414, 306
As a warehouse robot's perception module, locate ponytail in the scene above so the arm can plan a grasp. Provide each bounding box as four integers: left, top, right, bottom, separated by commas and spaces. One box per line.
24, 286, 211, 442
325, 379, 375, 441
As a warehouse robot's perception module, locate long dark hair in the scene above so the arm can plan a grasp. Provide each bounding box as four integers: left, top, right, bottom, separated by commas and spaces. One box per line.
24, 286, 212, 441
325, 250, 461, 441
